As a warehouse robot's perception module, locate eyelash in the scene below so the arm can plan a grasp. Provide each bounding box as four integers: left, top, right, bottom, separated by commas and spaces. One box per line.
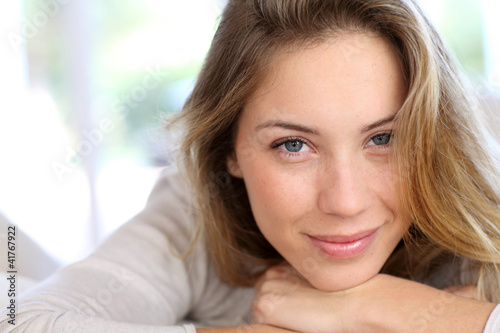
270, 136, 306, 149
270, 131, 393, 158
366, 131, 393, 150
270, 136, 312, 158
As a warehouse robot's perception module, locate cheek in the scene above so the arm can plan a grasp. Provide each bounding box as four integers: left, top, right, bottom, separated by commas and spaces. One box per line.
237, 159, 314, 238
370, 161, 398, 212
372, 165, 409, 239
244, 169, 309, 223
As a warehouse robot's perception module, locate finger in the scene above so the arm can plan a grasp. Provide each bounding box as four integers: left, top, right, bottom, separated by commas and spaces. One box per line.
443, 285, 460, 293
443, 285, 478, 299
454, 285, 478, 299
268, 263, 295, 277
254, 267, 285, 290
268, 263, 306, 284
251, 290, 286, 324
255, 263, 295, 286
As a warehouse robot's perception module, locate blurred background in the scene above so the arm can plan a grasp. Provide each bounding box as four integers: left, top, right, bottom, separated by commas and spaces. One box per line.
0, 0, 499, 266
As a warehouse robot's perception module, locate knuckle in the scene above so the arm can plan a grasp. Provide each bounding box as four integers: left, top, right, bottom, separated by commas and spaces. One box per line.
259, 277, 279, 292
254, 292, 282, 317
265, 266, 284, 278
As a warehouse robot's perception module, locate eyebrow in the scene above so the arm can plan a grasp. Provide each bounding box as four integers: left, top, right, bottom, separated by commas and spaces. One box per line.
360, 115, 396, 133
255, 115, 396, 135
255, 120, 319, 134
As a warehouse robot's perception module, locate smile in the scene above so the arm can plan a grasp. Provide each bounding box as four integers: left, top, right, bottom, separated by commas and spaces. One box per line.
307, 227, 380, 259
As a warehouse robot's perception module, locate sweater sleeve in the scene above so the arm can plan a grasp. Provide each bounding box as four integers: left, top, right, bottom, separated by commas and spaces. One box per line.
0, 170, 210, 332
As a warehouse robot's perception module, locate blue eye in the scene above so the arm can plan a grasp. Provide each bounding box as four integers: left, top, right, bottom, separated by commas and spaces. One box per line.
370, 133, 392, 146
284, 140, 304, 152
271, 137, 311, 154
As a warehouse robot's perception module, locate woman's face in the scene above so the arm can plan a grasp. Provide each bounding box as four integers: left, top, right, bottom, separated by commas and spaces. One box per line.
228, 33, 409, 291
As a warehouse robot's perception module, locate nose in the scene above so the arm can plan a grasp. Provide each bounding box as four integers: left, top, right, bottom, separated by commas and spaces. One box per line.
317, 157, 371, 219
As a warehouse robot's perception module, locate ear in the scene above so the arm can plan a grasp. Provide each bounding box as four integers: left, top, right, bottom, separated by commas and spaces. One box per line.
226, 152, 243, 178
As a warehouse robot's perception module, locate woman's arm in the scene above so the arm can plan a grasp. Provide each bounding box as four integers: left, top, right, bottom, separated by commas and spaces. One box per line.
199, 325, 296, 333
0, 173, 194, 332
0, 171, 251, 332
252, 265, 496, 333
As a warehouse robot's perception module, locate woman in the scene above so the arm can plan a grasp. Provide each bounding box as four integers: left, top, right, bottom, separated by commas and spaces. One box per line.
3, 0, 500, 332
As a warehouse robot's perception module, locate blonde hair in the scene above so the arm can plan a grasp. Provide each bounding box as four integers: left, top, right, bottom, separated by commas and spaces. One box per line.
175, 0, 500, 301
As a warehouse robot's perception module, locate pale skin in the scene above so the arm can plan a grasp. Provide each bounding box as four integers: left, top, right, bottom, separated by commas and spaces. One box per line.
201, 33, 496, 332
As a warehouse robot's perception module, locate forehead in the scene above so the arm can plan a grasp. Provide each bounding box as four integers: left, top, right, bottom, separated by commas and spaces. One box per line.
243, 33, 406, 123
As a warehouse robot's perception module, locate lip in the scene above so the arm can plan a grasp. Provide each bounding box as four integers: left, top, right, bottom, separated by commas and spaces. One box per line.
307, 227, 380, 259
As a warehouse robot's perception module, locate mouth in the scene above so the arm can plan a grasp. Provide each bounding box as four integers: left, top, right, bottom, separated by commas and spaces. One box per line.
307, 227, 380, 259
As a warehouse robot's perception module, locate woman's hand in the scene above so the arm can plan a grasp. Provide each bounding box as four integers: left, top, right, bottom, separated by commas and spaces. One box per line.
252, 264, 347, 332
252, 264, 496, 333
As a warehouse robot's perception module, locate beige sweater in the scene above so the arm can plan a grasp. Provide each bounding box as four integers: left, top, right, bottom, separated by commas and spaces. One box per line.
0, 170, 254, 332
